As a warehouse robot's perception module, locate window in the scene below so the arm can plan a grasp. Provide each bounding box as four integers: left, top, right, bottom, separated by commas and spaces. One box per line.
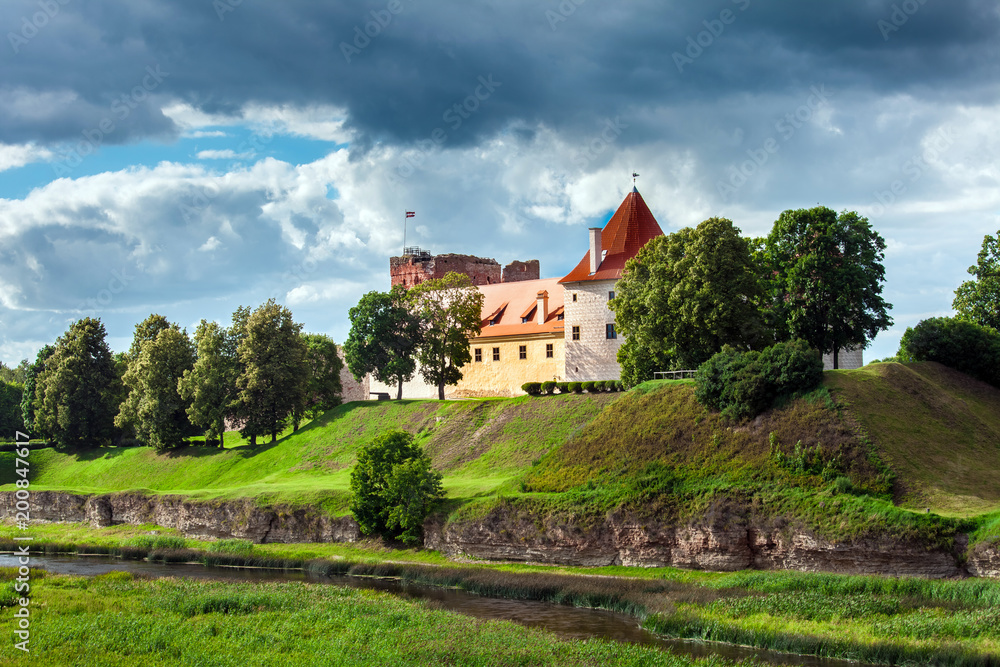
546, 343, 553, 358
606, 323, 617, 339
572, 326, 580, 341
474, 348, 482, 362
492, 347, 500, 361
557, 313, 564, 321
608, 290, 615, 300
572, 293, 577, 302
519, 345, 527, 360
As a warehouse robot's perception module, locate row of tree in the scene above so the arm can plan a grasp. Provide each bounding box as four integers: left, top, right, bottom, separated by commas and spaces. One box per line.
612, 206, 894, 385
344, 273, 484, 400
18, 300, 343, 449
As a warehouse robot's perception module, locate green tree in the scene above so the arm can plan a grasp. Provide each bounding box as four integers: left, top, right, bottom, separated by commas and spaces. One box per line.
116, 325, 197, 450
344, 285, 422, 399
127, 313, 174, 361
764, 207, 892, 368
233, 299, 308, 444
20, 345, 54, 435
0, 381, 24, 436
295, 333, 344, 428
953, 229, 1000, 330
407, 272, 484, 400
178, 320, 236, 447
33, 318, 118, 448
897, 317, 1000, 388
349, 430, 445, 544
0, 360, 29, 385
611, 217, 765, 385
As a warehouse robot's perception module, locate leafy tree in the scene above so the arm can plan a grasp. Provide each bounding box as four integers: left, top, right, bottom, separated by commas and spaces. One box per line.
764, 207, 892, 368
407, 272, 484, 400
178, 320, 236, 447
116, 325, 197, 450
349, 430, 445, 544
953, 229, 1000, 330
0, 360, 29, 385
233, 299, 308, 444
0, 381, 24, 436
344, 285, 422, 400
295, 333, 343, 428
897, 317, 1000, 388
127, 314, 174, 361
33, 318, 119, 447
612, 218, 765, 385
20, 345, 55, 435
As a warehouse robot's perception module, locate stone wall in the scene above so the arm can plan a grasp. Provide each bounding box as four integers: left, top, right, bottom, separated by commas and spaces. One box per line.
823, 347, 864, 370
337, 346, 369, 402
562, 279, 622, 381
455, 333, 565, 396
502, 259, 540, 283
390, 253, 502, 288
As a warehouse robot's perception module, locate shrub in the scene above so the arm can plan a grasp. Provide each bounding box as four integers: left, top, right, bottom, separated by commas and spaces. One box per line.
898, 317, 1000, 387
602, 380, 616, 392
521, 382, 542, 396
349, 430, 446, 545
556, 382, 571, 394
695, 340, 823, 421
541, 381, 557, 395
582, 381, 597, 393
615, 381, 624, 391
569, 382, 583, 394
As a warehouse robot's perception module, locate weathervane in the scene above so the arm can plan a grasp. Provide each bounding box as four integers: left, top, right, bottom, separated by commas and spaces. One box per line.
632, 172, 639, 185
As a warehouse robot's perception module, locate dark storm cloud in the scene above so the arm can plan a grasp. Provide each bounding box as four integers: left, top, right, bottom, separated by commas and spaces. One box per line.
2, 0, 998, 149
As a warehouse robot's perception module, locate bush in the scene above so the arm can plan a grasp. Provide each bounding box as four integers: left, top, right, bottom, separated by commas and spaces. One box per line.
521, 382, 542, 396
602, 380, 616, 392
898, 317, 1000, 387
541, 381, 557, 395
695, 340, 824, 421
582, 381, 597, 393
349, 430, 446, 545
569, 382, 583, 394
615, 381, 624, 392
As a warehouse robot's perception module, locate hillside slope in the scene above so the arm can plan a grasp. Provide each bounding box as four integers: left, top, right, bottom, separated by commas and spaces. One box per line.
826, 361, 1000, 517
0, 394, 620, 512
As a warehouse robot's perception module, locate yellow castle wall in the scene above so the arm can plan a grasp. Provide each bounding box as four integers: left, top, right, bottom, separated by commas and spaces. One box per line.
454, 333, 566, 397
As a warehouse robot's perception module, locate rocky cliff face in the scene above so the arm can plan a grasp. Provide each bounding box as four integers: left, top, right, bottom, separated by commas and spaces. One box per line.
4, 490, 996, 579
0, 491, 358, 544
425, 506, 979, 579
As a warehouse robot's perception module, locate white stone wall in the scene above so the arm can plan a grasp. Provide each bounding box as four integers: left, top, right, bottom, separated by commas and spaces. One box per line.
822, 347, 864, 370
562, 280, 622, 381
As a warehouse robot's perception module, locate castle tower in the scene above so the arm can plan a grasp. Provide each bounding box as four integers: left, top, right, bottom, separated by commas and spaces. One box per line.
559, 186, 664, 381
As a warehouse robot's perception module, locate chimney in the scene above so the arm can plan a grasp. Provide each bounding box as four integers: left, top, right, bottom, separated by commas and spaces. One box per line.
589, 227, 602, 274
536, 290, 548, 325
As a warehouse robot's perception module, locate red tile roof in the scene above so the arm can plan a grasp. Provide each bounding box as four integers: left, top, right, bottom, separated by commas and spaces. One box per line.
559, 187, 664, 284
473, 278, 565, 340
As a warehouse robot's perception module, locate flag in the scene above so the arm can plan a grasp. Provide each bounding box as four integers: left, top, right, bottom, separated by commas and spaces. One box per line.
405, 211, 415, 218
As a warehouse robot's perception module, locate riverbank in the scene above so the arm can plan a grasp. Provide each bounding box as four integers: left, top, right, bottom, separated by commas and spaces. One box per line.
5, 527, 1000, 666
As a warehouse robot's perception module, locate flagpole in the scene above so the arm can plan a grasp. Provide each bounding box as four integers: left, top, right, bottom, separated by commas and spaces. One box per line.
403, 210, 406, 255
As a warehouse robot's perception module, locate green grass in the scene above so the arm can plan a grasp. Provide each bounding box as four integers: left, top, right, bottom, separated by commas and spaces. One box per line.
0, 393, 619, 512
0, 570, 743, 667
827, 361, 1000, 517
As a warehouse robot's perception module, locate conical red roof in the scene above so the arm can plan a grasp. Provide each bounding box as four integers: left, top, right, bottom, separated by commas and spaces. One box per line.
559, 187, 664, 283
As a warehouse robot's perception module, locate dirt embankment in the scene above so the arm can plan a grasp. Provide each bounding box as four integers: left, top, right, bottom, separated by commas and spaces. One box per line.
5, 490, 997, 578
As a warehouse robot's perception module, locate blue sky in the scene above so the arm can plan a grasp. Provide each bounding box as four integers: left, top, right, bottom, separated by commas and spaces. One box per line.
1, 0, 999, 364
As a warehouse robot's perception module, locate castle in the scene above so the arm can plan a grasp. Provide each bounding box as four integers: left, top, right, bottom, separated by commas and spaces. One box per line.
365, 186, 861, 399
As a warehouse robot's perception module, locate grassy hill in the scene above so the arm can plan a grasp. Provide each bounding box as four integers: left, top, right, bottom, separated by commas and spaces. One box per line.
2, 361, 998, 548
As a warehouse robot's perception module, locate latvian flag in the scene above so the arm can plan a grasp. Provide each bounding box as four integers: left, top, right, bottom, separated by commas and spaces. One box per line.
405, 211, 415, 218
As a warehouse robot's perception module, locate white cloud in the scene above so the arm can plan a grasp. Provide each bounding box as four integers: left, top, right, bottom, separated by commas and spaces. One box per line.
0, 143, 53, 172
196, 149, 255, 160
162, 101, 350, 143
